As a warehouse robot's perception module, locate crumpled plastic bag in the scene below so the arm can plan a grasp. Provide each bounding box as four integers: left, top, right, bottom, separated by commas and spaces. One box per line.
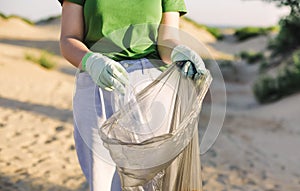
99, 63, 212, 191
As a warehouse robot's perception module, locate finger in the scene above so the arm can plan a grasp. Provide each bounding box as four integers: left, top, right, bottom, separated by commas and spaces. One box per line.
181, 61, 191, 77
97, 78, 114, 91
187, 64, 197, 78
107, 64, 129, 86
98, 70, 115, 90
193, 72, 202, 81
100, 70, 126, 94
111, 65, 129, 86
175, 60, 186, 68
115, 64, 129, 79
99, 84, 114, 92
114, 79, 125, 95
109, 76, 126, 95
193, 58, 206, 74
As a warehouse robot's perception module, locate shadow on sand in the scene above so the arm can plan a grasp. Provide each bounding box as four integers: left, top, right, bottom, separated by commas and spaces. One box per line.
0, 172, 88, 191
0, 96, 73, 123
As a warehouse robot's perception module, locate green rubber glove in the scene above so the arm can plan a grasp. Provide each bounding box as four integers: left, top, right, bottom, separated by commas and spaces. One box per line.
171, 45, 207, 79
81, 52, 129, 94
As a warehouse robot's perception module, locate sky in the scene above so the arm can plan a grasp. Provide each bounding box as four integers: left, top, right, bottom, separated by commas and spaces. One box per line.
0, 0, 290, 27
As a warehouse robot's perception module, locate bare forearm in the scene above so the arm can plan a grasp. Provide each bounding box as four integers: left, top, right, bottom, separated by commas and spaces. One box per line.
60, 36, 89, 69
60, 1, 88, 69
157, 38, 181, 64
157, 12, 181, 64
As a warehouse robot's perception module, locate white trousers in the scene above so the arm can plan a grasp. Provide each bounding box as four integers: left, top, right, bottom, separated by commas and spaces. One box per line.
73, 58, 162, 191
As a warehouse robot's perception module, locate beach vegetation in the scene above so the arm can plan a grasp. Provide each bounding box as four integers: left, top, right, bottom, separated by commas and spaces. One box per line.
182, 17, 224, 40
253, 0, 300, 103
239, 51, 265, 64
25, 51, 56, 69
253, 49, 300, 103
234, 26, 277, 41
0, 13, 34, 25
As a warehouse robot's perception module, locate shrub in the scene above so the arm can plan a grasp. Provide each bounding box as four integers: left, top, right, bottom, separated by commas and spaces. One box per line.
277, 66, 300, 97
292, 49, 300, 69
253, 49, 300, 103
35, 15, 61, 25
38, 52, 56, 69
269, 14, 300, 55
239, 51, 265, 64
181, 17, 224, 40
0, 13, 8, 19
259, 60, 270, 72
25, 51, 56, 69
205, 27, 224, 40
253, 1, 300, 103
219, 60, 234, 68
0, 13, 34, 25
264, 0, 300, 54
253, 75, 279, 103
234, 26, 275, 41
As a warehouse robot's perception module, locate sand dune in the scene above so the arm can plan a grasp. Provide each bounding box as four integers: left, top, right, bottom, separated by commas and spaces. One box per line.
180, 18, 234, 60
0, 17, 299, 191
0, 17, 59, 40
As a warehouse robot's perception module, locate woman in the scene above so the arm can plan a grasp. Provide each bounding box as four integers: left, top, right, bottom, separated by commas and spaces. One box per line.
59, 0, 206, 190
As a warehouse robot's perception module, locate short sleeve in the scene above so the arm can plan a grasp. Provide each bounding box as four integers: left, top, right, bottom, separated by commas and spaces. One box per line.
162, 0, 187, 16
58, 0, 84, 6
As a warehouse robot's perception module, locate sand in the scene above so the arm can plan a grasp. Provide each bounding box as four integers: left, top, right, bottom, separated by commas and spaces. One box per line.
0, 17, 299, 191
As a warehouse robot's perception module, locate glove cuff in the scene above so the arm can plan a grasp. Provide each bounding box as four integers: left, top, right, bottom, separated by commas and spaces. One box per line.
81, 52, 94, 71
171, 45, 190, 63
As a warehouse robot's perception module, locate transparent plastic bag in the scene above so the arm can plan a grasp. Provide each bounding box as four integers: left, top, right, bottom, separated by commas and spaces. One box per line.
99, 63, 212, 191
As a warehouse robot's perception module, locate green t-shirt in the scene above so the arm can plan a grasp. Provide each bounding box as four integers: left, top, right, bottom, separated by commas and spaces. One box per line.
60, 0, 187, 63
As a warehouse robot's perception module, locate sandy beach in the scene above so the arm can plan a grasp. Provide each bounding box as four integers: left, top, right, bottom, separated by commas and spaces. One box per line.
0, 17, 299, 191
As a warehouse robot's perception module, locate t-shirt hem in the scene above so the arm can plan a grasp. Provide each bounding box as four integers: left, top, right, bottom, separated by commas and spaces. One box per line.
163, 9, 187, 16
58, 0, 84, 6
